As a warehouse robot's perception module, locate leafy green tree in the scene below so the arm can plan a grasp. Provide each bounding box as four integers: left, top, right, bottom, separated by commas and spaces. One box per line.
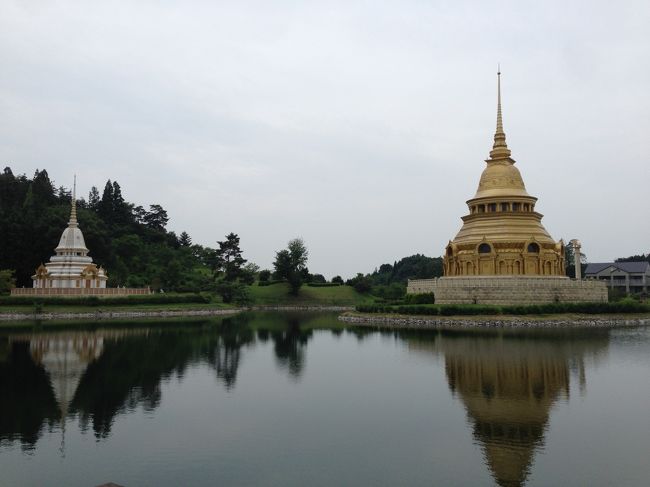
213, 233, 249, 303
144, 204, 169, 231
564, 242, 587, 278
258, 269, 272, 282
240, 263, 260, 285
347, 273, 372, 293
331, 275, 344, 285
0, 269, 16, 295
273, 238, 309, 295
310, 274, 326, 283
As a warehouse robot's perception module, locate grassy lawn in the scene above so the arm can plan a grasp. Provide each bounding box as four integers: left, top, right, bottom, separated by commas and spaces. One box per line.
248, 283, 373, 306
0, 284, 372, 316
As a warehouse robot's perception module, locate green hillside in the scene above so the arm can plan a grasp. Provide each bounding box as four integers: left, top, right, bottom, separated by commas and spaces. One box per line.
249, 284, 372, 306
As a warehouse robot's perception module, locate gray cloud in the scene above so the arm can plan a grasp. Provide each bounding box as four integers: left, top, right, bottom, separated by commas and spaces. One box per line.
1, 0, 649, 277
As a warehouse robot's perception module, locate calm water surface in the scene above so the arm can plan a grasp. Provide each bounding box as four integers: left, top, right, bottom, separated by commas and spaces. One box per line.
1, 312, 650, 487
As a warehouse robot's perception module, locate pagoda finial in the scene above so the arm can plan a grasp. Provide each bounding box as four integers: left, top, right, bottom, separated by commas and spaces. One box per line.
489, 67, 512, 160
69, 175, 78, 226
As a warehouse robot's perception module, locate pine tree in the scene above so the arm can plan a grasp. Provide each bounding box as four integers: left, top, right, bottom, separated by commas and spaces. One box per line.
98, 180, 114, 222
179, 231, 192, 247
88, 186, 100, 210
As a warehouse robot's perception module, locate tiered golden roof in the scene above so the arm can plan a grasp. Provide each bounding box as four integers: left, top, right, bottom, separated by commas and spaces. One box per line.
444, 72, 564, 276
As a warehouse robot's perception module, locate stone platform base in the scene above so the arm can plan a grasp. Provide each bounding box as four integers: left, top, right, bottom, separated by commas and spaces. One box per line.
407, 276, 607, 305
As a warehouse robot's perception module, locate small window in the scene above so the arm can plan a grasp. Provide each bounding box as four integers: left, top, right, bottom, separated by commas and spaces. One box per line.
512, 203, 520, 211
488, 203, 497, 212
527, 243, 540, 253
501, 203, 509, 212
478, 243, 491, 254
478, 205, 485, 213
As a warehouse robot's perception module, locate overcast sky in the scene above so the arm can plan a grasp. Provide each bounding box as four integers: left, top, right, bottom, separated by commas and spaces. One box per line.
1, 0, 648, 278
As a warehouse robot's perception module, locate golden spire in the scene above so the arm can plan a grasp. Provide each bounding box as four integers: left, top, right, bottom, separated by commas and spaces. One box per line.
489, 68, 512, 160
69, 175, 78, 227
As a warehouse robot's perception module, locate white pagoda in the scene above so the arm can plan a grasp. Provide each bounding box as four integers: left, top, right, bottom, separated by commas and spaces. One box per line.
32, 179, 108, 290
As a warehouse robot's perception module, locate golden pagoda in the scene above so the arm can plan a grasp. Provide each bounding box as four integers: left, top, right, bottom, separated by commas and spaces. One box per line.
443, 72, 565, 277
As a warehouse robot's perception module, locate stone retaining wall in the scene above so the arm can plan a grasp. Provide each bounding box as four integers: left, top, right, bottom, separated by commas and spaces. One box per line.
340, 313, 649, 329
407, 276, 608, 305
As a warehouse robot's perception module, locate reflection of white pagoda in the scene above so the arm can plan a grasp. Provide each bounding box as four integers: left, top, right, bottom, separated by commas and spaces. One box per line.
29, 334, 105, 418
32, 178, 107, 290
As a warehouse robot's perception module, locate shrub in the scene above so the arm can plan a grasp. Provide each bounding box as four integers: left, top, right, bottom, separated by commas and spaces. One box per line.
0, 293, 210, 307
403, 293, 435, 305
257, 280, 286, 287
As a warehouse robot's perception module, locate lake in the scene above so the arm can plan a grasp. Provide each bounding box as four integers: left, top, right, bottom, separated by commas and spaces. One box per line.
1, 312, 650, 487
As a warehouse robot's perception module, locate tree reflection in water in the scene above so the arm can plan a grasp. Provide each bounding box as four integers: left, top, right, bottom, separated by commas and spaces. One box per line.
270, 316, 312, 379
1, 315, 615, 487
0, 312, 324, 448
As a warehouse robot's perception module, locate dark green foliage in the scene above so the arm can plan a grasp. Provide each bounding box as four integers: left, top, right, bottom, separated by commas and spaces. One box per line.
368, 254, 443, 285
273, 238, 309, 295
306, 282, 341, 287
0, 167, 218, 291
616, 253, 650, 263
372, 282, 406, 300
143, 204, 169, 231
214, 233, 247, 282
258, 280, 286, 287
350, 254, 442, 297
215, 281, 250, 305
346, 273, 373, 293
310, 274, 326, 284
403, 293, 435, 304
331, 275, 344, 285
258, 270, 272, 282
213, 233, 251, 303
0, 270, 16, 295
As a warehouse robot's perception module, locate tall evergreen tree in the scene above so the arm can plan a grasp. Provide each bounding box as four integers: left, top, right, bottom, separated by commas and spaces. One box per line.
215, 233, 247, 282
97, 180, 113, 222
88, 186, 100, 210
179, 232, 192, 247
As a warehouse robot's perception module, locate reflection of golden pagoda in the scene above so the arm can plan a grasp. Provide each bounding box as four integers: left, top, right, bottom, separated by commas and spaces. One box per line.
444, 72, 564, 277
408, 332, 609, 487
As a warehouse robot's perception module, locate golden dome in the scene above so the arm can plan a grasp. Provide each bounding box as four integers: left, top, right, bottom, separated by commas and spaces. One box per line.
443, 72, 565, 277
474, 160, 530, 199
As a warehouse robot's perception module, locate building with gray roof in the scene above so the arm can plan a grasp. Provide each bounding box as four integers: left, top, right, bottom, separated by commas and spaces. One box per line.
585, 261, 649, 294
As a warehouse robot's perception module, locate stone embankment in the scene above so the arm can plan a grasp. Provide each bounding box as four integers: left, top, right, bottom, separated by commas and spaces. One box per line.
0, 308, 242, 322
249, 306, 354, 312
0, 305, 355, 322
340, 313, 650, 329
